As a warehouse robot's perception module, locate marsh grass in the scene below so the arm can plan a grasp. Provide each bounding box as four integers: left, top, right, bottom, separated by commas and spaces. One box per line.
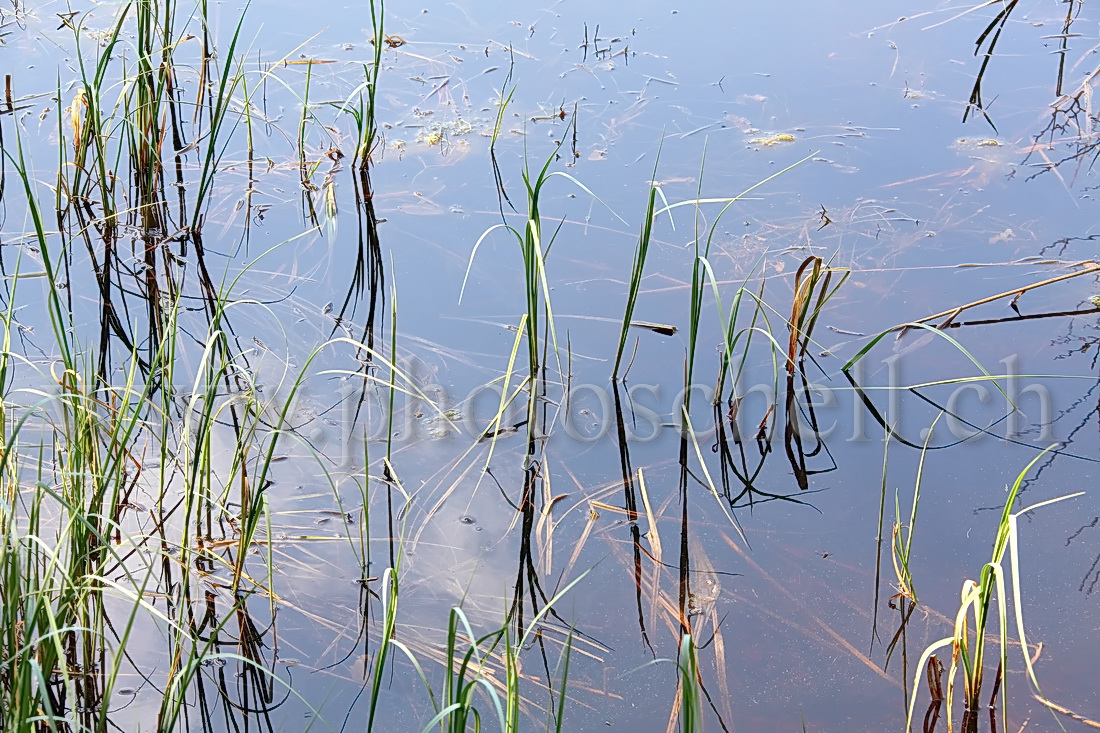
611, 143, 666, 380
874, 412, 942, 702
906, 448, 1081, 733
4, 1, 1094, 730
666, 153, 840, 513
396, 572, 585, 732
676, 635, 703, 733
0, 3, 414, 728
0, 264, 257, 730
56, 0, 251, 377
0, 243, 543, 731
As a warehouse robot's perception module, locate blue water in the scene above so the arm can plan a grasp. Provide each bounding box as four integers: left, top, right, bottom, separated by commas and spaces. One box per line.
2, 0, 1098, 729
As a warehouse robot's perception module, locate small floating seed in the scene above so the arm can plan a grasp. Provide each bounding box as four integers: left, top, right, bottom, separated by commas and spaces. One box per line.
459, 515, 476, 525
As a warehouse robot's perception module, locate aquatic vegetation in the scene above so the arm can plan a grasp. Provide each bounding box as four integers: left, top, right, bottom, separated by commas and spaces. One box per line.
612, 144, 664, 379
1, 0, 1097, 731
907, 449, 1082, 733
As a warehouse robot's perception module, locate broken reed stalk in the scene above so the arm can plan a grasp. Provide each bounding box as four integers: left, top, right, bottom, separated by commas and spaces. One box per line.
894, 261, 1100, 334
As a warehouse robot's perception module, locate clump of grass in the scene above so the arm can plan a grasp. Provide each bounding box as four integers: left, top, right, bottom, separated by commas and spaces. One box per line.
397, 572, 586, 732
462, 120, 620, 454
360, 0, 386, 170
2, 10, 360, 726
658, 149, 817, 417
907, 447, 1082, 733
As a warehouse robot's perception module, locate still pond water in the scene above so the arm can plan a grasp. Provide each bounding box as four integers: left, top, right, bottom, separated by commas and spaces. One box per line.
2, 0, 1099, 730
